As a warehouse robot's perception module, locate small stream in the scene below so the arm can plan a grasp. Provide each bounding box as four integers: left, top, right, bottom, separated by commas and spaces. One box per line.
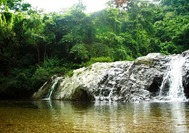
0, 100, 189, 133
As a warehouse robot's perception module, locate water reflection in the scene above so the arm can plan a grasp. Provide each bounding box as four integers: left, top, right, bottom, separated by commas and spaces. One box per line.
0, 100, 189, 133
170, 102, 188, 133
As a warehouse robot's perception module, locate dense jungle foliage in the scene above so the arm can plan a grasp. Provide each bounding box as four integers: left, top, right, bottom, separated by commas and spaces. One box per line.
0, 0, 189, 99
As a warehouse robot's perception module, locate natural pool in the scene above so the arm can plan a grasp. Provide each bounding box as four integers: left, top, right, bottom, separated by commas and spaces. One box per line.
0, 100, 189, 133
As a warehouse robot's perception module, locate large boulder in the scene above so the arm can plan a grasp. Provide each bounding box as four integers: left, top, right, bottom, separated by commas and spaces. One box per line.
53, 62, 129, 101
94, 53, 169, 102
33, 51, 189, 102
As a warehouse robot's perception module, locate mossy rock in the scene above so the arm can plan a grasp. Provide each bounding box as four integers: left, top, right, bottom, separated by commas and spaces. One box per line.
134, 53, 163, 65
134, 58, 153, 65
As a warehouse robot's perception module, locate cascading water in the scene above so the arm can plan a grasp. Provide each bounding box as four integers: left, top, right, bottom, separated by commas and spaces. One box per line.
158, 55, 186, 101
43, 76, 63, 100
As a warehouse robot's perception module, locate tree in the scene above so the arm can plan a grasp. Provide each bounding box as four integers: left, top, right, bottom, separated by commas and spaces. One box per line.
70, 43, 89, 63
0, 11, 17, 76
107, 0, 129, 9
0, 0, 5, 5
24, 13, 45, 64
50, 2, 95, 62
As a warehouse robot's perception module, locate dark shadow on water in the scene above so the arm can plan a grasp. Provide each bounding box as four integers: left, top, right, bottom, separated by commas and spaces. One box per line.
71, 101, 93, 110
0, 100, 39, 109
31, 100, 94, 111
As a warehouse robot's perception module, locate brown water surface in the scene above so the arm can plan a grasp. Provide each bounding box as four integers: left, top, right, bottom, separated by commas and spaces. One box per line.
0, 100, 189, 133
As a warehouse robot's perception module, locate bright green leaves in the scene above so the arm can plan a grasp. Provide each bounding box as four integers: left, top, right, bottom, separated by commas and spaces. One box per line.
70, 43, 89, 63
161, 0, 189, 15
1, 0, 189, 99
87, 43, 110, 58
154, 14, 189, 54
0, 0, 31, 12
0, 0, 5, 5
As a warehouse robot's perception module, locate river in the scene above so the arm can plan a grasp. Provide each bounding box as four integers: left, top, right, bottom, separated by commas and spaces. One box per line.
0, 100, 189, 133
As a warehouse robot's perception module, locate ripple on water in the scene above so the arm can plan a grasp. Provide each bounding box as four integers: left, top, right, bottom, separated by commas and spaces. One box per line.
0, 100, 189, 133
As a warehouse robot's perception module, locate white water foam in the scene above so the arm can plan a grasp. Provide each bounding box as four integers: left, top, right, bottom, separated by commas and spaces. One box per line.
43, 76, 63, 100
158, 55, 186, 101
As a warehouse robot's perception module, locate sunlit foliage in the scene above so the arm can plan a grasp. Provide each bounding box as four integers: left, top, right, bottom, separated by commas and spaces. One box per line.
0, 0, 189, 99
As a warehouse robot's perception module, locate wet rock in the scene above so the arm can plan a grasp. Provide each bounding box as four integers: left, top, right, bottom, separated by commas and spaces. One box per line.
33, 75, 63, 99
33, 50, 189, 102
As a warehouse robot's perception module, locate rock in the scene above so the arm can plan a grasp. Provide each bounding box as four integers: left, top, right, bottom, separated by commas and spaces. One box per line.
33, 50, 189, 102
53, 61, 129, 101
33, 75, 63, 99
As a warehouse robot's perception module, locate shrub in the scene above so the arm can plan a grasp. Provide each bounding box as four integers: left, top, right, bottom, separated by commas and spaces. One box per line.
84, 56, 113, 66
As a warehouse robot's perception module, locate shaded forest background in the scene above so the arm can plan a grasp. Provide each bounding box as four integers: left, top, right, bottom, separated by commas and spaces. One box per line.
0, 0, 189, 99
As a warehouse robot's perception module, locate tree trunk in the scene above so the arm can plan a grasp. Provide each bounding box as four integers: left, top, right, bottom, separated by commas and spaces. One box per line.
36, 45, 40, 64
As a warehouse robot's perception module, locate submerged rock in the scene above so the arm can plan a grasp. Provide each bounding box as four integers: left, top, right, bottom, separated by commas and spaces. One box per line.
33, 51, 189, 102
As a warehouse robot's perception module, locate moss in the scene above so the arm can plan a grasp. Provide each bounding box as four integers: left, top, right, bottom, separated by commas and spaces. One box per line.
77, 71, 82, 76
134, 58, 153, 65
66, 70, 74, 77
87, 65, 92, 70
84, 57, 113, 66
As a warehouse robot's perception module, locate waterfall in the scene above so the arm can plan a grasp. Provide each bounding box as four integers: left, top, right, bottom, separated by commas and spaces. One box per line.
158, 55, 186, 101
43, 76, 63, 100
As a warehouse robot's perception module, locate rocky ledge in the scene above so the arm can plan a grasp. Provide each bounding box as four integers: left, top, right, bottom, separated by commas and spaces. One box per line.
33, 50, 189, 102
